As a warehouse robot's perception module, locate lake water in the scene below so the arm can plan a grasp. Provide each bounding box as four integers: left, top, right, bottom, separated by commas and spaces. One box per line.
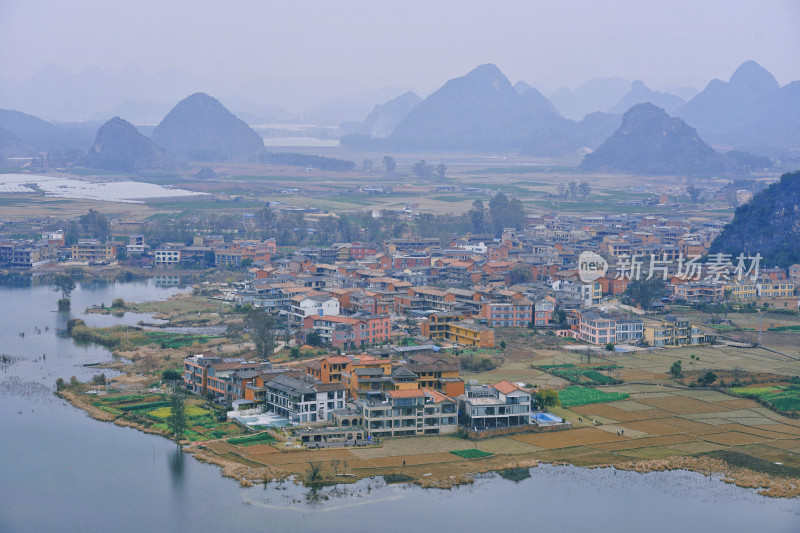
1, 279, 799, 532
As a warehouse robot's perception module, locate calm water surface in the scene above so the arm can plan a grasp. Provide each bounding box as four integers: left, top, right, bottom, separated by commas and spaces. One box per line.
1, 280, 798, 533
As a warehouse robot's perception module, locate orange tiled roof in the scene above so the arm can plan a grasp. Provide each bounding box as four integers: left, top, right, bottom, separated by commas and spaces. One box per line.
492, 380, 525, 394
387, 389, 427, 399
325, 356, 351, 365
421, 388, 453, 403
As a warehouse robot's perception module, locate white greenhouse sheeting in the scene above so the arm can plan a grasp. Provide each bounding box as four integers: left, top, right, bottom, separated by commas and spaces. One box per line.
0, 173, 206, 203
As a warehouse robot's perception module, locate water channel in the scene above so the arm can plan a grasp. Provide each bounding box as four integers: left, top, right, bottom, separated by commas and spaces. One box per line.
1, 279, 798, 532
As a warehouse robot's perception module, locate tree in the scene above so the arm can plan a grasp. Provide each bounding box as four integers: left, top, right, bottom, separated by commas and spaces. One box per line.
244, 309, 276, 358
669, 360, 683, 378
605, 342, 615, 351
488, 192, 525, 236
306, 331, 323, 347
306, 462, 323, 483
64, 220, 81, 246
54, 274, 76, 310
686, 185, 701, 204
166, 395, 187, 442
361, 159, 373, 172
468, 199, 486, 233
577, 181, 591, 199
382, 155, 396, 174
435, 163, 447, 181
534, 388, 560, 410
54, 274, 76, 300
567, 180, 578, 200
412, 160, 434, 179
552, 308, 567, 326
509, 263, 533, 284
162, 369, 182, 381
557, 183, 566, 198
79, 209, 110, 241
698, 371, 717, 386
623, 277, 665, 311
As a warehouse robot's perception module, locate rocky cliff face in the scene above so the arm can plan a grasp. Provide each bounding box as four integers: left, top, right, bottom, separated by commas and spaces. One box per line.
710, 171, 800, 268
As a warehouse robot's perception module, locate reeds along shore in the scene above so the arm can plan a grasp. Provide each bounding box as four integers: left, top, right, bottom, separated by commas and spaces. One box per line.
59, 390, 800, 498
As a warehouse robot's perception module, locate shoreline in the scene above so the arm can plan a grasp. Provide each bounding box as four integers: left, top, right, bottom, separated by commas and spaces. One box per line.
59, 390, 800, 498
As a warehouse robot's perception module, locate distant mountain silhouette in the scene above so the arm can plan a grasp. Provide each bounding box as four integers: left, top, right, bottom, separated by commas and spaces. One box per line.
195, 167, 218, 179
608, 80, 685, 114
151, 93, 264, 162
675, 60, 799, 147
84, 117, 168, 171
531, 111, 623, 156
734, 80, 800, 148
710, 171, 800, 267
550, 77, 631, 120
382, 64, 534, 152
0, 108, 93, 152
0, 127, 34, 158
580, 103, 747, 175
342, 64, 618, 155
340, 91, 422, 138
513, 81, 534, 95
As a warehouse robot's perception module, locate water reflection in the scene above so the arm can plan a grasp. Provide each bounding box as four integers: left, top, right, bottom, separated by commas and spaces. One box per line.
168, 446, 186, 488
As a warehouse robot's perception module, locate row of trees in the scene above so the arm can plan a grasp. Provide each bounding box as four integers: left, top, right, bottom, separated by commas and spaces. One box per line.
555, 180, 591, 201
468, 193, 526, 236
64, 208, 111, 245
412, 160, 447, 181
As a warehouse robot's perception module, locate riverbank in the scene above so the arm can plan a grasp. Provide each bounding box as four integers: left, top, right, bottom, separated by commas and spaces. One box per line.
59, 387, 800, 498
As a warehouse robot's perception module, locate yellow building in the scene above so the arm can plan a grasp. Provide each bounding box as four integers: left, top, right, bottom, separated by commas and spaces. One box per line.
70, 240, 116, 262
724, 281, 758, 300
643, 315, 706, 347
422, 319, 494, 348
758, 281, 795, 298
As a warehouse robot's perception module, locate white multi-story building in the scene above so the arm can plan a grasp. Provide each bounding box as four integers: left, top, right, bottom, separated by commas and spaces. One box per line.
288, 294, 340, 326
154, 244, 183, 267
264, 374, 347, 424
458, 381, 531, 431
356, 388, 458, 438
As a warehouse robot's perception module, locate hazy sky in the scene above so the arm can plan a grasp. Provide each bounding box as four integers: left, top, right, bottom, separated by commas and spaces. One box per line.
1, 0, 799, 110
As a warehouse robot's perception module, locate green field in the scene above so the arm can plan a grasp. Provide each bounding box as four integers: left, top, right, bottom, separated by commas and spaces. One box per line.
539, 364, 621, 385
558, 386, 630, 407
729, 384, 800, 412
90, 394, 244, 442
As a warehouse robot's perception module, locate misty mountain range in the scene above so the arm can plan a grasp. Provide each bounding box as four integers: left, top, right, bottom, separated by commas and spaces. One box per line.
0, 60, 798, 173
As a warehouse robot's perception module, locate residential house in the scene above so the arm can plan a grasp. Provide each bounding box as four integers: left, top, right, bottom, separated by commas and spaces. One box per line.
458, 381, 531, 431
356, 389, 458, 438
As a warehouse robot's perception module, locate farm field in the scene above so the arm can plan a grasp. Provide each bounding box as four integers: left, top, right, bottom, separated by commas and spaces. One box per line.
1, 157, 755, 221
88, 393, 244, 442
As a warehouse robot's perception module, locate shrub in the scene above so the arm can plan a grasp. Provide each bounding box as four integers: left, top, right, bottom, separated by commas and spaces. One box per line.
450, 449, 493, 459
162, 369, 182, 381
226, 432, 276, 446
459, 354, 498, 372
